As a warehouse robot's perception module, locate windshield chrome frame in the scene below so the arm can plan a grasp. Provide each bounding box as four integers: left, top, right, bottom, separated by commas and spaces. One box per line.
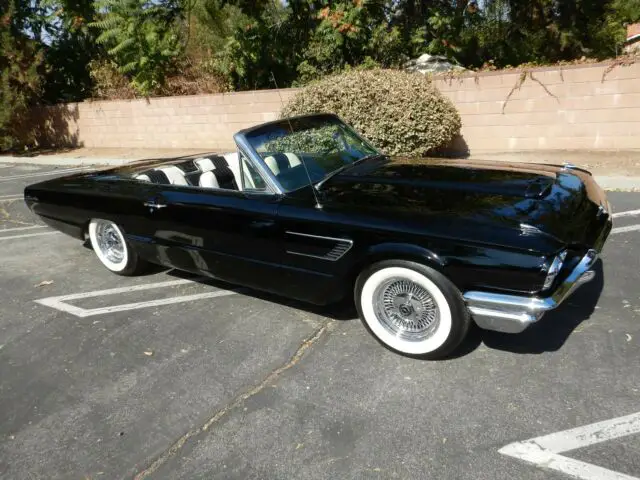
232, 113, 381, 195
234, 132, 284, 195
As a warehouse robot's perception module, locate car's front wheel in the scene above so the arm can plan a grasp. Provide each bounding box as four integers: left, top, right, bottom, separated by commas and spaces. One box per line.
88, 219, 147, 276
355, 260, 471, 359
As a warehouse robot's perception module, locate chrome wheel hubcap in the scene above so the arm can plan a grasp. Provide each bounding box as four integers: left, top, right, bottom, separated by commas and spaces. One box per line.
373, 278, 439, 341
95, 221, 124, 264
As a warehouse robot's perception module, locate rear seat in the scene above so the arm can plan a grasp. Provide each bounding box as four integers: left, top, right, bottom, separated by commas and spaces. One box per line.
198, 171, 220, 189
158, 166, 189, 185
135, 153, 244, 190
135, 166, 188, 185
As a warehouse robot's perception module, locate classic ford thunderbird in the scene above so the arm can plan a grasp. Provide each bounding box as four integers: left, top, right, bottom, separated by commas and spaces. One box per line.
24, 114, 612, 359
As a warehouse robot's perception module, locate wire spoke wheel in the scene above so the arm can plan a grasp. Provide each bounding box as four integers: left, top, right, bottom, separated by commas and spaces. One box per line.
356, 261, 470, 358
374, 277, 440, 341
95, 221, 125, 264
88, 218, 141, 275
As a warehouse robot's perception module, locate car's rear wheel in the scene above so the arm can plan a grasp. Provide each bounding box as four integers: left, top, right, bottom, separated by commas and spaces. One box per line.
88, 219, 147, 276
355, 260, 470, 359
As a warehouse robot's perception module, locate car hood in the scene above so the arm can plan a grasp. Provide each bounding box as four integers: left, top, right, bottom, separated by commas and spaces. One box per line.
320, 156, 609, 251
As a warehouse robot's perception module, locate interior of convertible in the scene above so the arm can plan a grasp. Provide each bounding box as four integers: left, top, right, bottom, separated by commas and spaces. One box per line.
133, 151, 306, 192
132, 115, 380, 193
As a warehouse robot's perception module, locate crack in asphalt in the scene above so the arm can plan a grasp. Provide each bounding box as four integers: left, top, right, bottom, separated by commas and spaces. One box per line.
0, 204, 33, 226
132, 319, 336, 480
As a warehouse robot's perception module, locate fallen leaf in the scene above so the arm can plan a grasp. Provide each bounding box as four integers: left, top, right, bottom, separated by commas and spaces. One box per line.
35, 280, 53, 287
296, 443, 304, 450
626, 334, 632, 342
143, 351, 153, 356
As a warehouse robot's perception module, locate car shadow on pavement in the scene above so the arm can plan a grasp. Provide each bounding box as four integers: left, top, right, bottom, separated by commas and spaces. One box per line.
168, 260, 604, 357
476, 260, 605, 355
166, 269, 359, 322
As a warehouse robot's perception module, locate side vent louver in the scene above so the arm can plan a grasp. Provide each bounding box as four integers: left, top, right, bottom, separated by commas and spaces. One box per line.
325, 241, 352, 261
285, 232, 353, 261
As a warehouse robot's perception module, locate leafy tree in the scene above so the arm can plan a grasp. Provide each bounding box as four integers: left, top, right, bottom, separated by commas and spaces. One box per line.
3, 0, 640, 118
296, 1, 404, 83
90, 0, 183, 95
38, 0, 98, 103
0, 0, 45, 150
188, 0, 308, 90
598, 0, 640, 56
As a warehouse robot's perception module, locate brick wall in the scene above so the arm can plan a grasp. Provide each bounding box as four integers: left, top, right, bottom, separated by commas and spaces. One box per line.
36, 61, 640, 153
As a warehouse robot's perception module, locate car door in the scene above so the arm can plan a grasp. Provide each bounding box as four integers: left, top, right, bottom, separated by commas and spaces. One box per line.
139, 163, 284, 293
271, 187, 362, 305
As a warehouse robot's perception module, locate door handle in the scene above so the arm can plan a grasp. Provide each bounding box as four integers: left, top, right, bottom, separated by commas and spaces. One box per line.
249, 219, 275, 229
144, 200, 167, 210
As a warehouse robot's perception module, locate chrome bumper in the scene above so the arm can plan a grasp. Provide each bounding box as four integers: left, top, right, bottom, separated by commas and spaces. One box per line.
463, 250, 598, 333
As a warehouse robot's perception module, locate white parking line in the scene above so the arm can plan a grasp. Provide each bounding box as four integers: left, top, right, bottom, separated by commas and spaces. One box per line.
613, 209, 640, 219
0, 194, 23, 200
35, 278, 239, 317
0, 225, 47, 233
611, 225, 640, 235
499, 412, 640, 480
0, 231, 60, 241
0, 166, 89, 182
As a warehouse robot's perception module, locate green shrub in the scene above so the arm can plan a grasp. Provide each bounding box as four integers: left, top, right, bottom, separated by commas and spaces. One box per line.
263, 124, 341, 154
281, 69, 461, 157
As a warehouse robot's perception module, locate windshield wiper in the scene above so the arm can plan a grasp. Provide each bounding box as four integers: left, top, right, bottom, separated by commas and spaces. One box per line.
315, 153, 382, 190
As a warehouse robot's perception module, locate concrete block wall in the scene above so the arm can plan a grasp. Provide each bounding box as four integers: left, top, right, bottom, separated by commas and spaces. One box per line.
434, 61, 640, 152
36, 89, 299, 152
35, 61, 640, 153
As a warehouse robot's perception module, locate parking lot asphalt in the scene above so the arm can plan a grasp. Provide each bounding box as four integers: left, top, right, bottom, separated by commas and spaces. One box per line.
0, 163, 638, 480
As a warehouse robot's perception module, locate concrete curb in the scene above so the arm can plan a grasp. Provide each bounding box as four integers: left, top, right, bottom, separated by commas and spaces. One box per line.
2, 155, 640, 191
595, 176, 640, 192
0, 155, 136, 167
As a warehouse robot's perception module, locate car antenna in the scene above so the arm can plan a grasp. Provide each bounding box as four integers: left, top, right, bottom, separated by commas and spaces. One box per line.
270, 71, 323, 210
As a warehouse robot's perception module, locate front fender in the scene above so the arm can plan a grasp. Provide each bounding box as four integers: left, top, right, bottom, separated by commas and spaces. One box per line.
364, 242, 445, 270
350, 240, 546, 295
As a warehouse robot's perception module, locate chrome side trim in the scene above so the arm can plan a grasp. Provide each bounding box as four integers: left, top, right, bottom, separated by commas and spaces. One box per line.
463, 249, 598, 333
285, 231, 354, 262
286, 231, 354, 244
286, 250, 344, 261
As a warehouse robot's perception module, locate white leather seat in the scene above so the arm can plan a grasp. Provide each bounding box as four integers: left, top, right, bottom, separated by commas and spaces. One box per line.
198, 171, 220, 189
264, 152, 302, 175
135, 174, 151, 182
284, 153, 302, 167
223, 152, 243, 189
158, 166, 188, 185
194, 157, 215, 172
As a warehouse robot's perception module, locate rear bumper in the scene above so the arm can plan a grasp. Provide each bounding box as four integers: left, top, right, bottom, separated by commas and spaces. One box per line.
463, 249, 598, 333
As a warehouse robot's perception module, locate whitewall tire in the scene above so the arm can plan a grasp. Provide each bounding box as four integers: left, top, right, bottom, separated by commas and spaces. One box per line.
88, 219, 147, 276
355, 260, 470, 359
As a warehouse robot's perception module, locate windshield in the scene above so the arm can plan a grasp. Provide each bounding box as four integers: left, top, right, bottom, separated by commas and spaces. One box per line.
243, 115, 379, 192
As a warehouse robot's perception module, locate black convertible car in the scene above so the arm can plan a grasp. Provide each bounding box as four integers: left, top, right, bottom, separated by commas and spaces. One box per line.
24, 113, 612, 359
